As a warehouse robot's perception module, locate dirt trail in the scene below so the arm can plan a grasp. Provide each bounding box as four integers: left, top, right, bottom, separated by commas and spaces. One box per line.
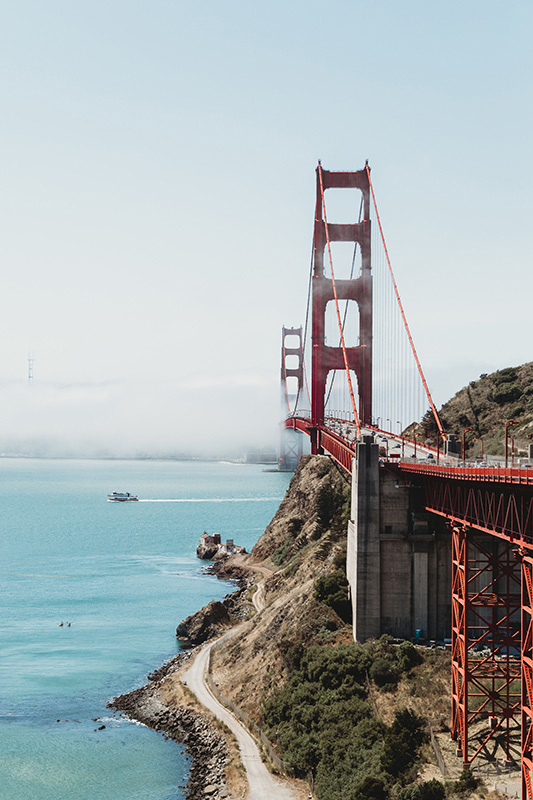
251, 582, 265, 612
182, 631, 298, 800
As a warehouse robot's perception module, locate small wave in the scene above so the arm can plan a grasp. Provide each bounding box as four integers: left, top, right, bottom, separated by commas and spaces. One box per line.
96, 716, 128, 726
109, 714, 149, 728
14, 574, 71, 579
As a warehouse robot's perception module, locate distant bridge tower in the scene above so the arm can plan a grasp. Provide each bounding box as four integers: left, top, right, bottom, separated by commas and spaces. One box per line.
28, 352, 34, 382
279, 326, 304, 471
311, 164, 372, 453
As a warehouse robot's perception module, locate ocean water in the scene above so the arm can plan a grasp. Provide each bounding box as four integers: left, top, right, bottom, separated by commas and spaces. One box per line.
0, 458, 290, 800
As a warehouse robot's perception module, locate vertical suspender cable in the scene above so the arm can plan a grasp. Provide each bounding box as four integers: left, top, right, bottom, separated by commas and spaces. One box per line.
366, 165, 445, 442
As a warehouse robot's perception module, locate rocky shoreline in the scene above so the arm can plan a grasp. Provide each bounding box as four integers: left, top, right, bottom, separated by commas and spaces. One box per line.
108, 558, 254, 800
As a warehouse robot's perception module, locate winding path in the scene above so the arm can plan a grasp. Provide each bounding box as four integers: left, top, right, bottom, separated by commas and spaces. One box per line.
251, 581, 266, 612
182, 629, 297, 800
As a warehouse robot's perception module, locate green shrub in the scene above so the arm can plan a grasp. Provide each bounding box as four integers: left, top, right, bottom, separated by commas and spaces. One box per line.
284, 560, 300, 577
454, 768, 479, 795
314, 570, 351, 623
279, 640, 304, 671
492, 383, 522, 404
352, 775, 387, 800
494, 367, 518, 385
264, 642, 431, 800
398, 779, 445, 800
333, 549, 347, 570
381, 709, 426, 777
264, 643, 373, 784
272, 536, 295, 565
397, 641, 423, 672
369, 656, 399, 689
316, 482, 336, 529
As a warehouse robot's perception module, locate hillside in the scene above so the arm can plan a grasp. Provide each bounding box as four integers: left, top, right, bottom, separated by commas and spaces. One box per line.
421, 362, 533, 458
140, 455, 518, 800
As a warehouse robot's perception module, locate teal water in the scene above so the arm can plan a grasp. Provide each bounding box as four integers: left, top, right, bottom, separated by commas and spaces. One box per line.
0, 458, 290, 800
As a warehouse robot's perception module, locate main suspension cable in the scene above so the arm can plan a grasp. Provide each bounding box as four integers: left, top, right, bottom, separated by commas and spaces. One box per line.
365, 164, 445, 441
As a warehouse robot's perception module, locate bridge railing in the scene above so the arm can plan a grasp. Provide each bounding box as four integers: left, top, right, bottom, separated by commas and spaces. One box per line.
399, 461, 533, 485
285, 417, 356, 473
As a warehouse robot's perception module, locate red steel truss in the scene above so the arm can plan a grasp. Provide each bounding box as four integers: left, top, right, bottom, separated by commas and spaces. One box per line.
523, 555, 533, 799
399, 464, 533, 552
451, 524, 521, 766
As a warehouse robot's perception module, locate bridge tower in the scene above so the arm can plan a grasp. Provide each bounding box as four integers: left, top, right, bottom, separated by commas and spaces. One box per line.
279, 326, 304, 471
311, 164, 372, 453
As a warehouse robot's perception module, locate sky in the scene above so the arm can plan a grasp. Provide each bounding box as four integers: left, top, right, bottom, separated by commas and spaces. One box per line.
0, 1, 532, 457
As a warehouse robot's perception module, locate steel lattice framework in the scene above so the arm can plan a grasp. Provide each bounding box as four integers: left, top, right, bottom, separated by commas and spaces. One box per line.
522, 555, 533, 800
400, 464, 532, 792
450, 524, 521, 766
399, 463, 533, 550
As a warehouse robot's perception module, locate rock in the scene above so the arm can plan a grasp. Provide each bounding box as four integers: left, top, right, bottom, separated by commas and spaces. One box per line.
176, 601, 231, 646
197, 532, 247, 561
197, 542, 220, 559
197, 532, 222, 559
108, 677, 230, 800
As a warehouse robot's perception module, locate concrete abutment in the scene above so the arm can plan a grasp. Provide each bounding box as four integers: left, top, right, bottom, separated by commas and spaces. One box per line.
346, 438, 452, 643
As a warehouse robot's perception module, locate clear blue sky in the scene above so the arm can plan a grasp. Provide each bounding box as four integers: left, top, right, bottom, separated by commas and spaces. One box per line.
0, 1, 531, 456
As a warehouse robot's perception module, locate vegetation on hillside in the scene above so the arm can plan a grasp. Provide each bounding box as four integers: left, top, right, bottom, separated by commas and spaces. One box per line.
262, 636, 484, 800
263, 636, 473, 800
418, 362, 533, 458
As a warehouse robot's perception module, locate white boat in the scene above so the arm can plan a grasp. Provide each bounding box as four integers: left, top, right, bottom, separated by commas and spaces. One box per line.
107, 492, 138, 502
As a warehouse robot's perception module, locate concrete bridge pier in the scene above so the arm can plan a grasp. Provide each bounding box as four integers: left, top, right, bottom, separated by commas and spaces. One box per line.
346, 437, 452, 643
347, 436, 381, 642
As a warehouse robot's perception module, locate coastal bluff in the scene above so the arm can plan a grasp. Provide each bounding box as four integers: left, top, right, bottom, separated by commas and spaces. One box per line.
109, 456, 474, 800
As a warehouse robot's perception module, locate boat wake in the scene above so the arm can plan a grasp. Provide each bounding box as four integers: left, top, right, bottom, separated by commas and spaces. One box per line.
137, 497, 279, 503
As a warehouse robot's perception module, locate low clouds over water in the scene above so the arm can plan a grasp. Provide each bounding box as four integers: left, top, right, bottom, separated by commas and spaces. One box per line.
0, 374, 280, 459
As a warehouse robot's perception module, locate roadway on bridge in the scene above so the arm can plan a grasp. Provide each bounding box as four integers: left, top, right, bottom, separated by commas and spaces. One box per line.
326, 419, 437, 462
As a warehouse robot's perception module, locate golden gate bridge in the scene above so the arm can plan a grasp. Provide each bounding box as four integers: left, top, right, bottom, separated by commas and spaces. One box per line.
280, 163, 533, 798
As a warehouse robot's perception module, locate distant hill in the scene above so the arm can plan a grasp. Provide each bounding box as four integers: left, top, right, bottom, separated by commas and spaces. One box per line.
422, 363, 533, 459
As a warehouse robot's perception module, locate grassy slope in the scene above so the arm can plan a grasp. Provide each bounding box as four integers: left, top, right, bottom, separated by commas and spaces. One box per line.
421, 362, 533, 458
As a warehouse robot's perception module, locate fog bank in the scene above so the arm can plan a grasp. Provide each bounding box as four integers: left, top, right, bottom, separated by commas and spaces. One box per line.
0, 375, 281, 460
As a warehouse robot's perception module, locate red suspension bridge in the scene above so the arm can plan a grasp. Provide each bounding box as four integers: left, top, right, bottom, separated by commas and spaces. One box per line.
281, 163, 533, 798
